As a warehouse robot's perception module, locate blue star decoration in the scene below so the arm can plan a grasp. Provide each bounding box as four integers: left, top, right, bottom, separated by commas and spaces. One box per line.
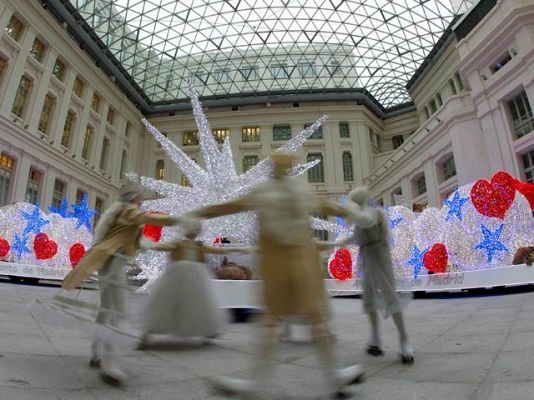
20, 204, 49, 236
444, 190, 469, 222
48, 198, 69, 218
12, 234, 31, 260
474, 224, 508, 263
387, 214, 402, 246
69, 193, 96, 231
407, 245, 428, 279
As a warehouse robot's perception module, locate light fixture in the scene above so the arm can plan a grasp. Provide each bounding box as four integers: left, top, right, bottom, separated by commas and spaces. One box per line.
510, 48, 518, 56
481, 74, 488, 81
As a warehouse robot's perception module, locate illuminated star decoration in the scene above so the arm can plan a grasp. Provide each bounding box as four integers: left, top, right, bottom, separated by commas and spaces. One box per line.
20, 205, 49, 235
69, 193, 96, 231
12, 234, 31, 259
407, 245, 428, 279
131, 81, 333, 288
474, 224, 508, 263
48, 198, 69, 218
444, 190, 469, 221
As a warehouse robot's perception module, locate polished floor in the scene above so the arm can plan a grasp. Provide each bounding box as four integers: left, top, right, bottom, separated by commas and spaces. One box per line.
1, 279, 533, 399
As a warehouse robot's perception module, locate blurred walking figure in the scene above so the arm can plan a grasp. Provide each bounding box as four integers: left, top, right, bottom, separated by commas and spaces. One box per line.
188, 153, 365, 398
62, 182, 179, 386
138, 217, 251, 348
343, 187, 414, 364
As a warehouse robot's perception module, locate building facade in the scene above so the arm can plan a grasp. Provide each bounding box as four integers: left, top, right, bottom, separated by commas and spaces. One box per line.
0, 0, 532, 234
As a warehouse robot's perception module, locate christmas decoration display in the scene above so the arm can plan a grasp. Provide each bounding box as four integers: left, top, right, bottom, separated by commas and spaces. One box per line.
328, 248, 353, 281
327, 171, 534, 281
131, 81, 329, 286
0, 201, 93, 269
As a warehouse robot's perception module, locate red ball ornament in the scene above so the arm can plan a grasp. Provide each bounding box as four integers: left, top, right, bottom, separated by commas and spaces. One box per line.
0, 237, 10, 258
143, 211, 165, 242
69, 243, 85, 268
471, 176, 514, 220
423, 243, 448, 274
33, 233, 58, 260
328, 248, 353, 281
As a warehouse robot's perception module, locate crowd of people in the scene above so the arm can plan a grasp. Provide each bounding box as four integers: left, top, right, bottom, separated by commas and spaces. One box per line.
57, 153, 414, 398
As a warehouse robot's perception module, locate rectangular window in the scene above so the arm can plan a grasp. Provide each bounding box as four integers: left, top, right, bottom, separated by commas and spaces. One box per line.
242, 155, 259, 172
51, 179, 66, 210
81, 126, 94, 160
73, 76, 84, 98
11, 76, 32, 117
76, 189, 86, 205
239, 66, 257, 80
454, 72, 464, 91
449, 79, 457, 95
342, 152, 353, 182
305, 123, 323, 139
156, 159, 165, 180
442, 156, 457, 181
522, 150, 534, 183
416, 175, 427, 196
508, 91, 534, 139
273, 125, 291, 141
307, 153, 324, 183
213, 128, 229, 143
0, 58, 7, 84
0, 154, 14, 206
339, 122, 350, 138
213, 69, 230, 83
392, 134, 404, 150
271, 64, 290, 79
91, 92, 101, 113
25, 168, 41, 205
30, 38, 45, 62
119, 150, 127, 179
94, 197, 104, 227
38, 94, 55, 134
429, 98, 437, 114
299, 62, 316, 77
328, 60, 342, 76
490, 51, 512, 73
106, 107, 115, 126
124, 121, 131, 138
183, 131, 199, 146
436, 93, 443, 107
100, 137, 110, 171
5, 15, 24, 42
52, 58, 66, 81
242, 127, 260, 142
61, 111, 76, 148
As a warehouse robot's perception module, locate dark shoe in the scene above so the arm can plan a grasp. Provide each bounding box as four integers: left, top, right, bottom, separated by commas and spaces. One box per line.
100, 372, 123, 387
89, 358, 101, 369
366, 345, 384, 356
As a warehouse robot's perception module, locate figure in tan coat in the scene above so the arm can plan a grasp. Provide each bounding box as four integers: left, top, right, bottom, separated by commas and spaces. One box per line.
62, 182, 178, 386
187, 153, 365, 398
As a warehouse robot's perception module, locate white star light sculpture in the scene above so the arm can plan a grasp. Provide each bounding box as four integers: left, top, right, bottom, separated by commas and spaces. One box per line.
132, 82, 340, 284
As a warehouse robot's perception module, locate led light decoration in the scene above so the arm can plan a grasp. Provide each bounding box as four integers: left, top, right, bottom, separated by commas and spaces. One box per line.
444, 190, 469, 221
0, 202, 93, 268
474, 224, 508, 263
21, 205, 49, 235
132, 82, 332, 286
69, 193, 96, 231
48, 198, 70, 218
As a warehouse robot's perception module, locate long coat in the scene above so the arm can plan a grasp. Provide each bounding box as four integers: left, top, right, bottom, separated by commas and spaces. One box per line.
62, 203, 176, 289
192, 178, 352, 319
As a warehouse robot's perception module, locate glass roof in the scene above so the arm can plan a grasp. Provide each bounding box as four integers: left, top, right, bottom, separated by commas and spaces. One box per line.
69, 0, 477, 109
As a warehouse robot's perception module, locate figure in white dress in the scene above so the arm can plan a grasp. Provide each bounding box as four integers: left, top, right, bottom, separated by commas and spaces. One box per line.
340, 187, 414, 364
138, 217, 249, 348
